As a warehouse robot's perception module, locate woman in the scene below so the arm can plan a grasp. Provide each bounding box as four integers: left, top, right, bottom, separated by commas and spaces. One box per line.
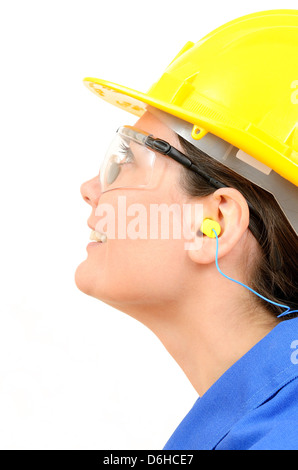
75, 10, 298, 450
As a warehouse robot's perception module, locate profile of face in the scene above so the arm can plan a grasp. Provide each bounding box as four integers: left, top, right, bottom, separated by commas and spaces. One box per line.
75, 111, 203, 316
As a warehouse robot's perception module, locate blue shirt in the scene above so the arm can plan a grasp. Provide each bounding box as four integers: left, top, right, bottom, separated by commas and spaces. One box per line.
163, 317, 298, 450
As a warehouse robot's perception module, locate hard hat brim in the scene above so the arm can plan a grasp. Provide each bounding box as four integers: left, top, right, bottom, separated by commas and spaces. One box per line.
83, 76, 191, 121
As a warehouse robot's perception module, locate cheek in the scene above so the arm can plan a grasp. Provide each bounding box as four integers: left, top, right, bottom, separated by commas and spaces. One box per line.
105, 237, 185, 303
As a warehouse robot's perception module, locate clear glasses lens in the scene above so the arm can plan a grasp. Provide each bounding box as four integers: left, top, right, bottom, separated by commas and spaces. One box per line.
100, 127, 156, 192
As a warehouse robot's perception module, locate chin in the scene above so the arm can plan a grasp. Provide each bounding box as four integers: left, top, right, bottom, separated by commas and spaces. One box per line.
74, 261, 98, 297
74, 260, 122, 303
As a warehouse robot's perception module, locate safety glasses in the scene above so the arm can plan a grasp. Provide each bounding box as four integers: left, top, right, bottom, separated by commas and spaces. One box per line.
100, 125, 228, 193
100, 126, 265, 244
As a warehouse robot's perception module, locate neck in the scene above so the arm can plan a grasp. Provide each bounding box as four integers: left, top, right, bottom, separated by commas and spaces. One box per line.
155, 305, 277, 396
112, 287, 278, 396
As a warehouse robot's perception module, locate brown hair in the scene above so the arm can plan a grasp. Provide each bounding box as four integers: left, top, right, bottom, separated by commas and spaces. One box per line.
177, 135, 298, 320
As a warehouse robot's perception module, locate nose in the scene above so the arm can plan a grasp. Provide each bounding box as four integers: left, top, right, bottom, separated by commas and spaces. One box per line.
80, 175, 101, 207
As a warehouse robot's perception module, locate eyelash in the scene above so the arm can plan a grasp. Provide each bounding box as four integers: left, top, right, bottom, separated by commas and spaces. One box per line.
119, 142, 135, 163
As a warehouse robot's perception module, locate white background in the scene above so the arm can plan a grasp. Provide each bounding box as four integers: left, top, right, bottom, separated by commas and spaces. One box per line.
0, 0, 297, 450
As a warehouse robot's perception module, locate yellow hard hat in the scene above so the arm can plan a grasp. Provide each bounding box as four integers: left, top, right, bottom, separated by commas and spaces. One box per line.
83, 9, 298, 234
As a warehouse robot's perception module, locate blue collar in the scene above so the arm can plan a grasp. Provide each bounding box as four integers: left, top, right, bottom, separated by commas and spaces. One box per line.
164, 317, 298, 450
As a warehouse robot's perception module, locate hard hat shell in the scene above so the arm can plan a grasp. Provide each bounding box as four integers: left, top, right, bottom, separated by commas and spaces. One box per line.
83, 9, 298, 234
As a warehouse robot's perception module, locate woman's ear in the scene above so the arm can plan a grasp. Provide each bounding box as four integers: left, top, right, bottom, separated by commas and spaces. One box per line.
187, 188, 250, 265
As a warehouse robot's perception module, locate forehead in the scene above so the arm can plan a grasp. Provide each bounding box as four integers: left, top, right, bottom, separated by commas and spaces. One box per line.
133, 110, 181, 150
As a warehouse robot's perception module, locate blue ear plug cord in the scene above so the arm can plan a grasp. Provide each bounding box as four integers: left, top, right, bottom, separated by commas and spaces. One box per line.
212, 229, 298, 319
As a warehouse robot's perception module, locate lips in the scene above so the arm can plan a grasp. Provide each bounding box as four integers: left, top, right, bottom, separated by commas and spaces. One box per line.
89, 230, 107, 243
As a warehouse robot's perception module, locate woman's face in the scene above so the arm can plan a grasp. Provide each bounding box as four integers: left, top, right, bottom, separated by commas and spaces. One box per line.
75, 111, 198, 311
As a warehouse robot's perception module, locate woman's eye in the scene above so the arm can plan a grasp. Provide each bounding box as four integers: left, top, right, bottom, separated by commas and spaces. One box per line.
119, 143, 135, 163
